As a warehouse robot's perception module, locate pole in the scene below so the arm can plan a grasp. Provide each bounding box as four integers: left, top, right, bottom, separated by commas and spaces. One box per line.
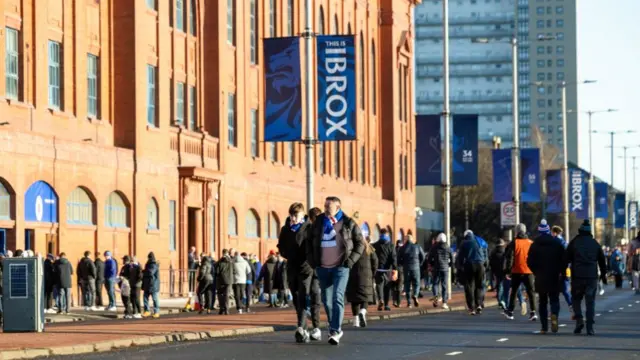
442, 0, 452, 300
561, 82, 570, 238
588, 111, 595, 236
303, 0, 315, 210
624, 147, 628, 241
633, 156, 637, 201
464, 187, 469, 230
511, 37, 520, 226
610, 132, 615, 244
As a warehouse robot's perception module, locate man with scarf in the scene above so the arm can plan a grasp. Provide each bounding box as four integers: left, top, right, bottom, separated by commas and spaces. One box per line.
309, 196, 365, 345
373, 229, 397, 311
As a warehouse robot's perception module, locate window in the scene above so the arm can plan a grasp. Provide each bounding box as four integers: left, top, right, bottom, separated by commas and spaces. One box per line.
268, 212, 280, 238
189, 86, 197, 131
347, 144, 353, 181
403, 155, 408, 190
398, 66, 403, 120
557, 125, 563, 133
0, 183, 9, 220
169, 200, 176, 251
66, 187, 93, 225
87, 54, 99, 118
557, 59, 565, 67
556, 32, 564, 40
399, 155, 403, 190
556, 45, 564, 54
537, 99, 545, 108
556, 19, 564, 27
360, 33, 365, 110
287, 0, 293, 36
556, 6, 564, 14
146, 198, 159, 230
269, 142, 276, 162
250, 0, 258, 64
269, 0, 276, 37
536, 6, 544, 14
227, 0, 235, 45
48, 41, 62, 109
537, 113, 545, 120
228, 93, 236, 146
245, 210, 259, 238
228, 208, 238, 236
557, 112, 563, 120
334, 143, 341, 178
372, 149, 377, 187
288, 142, 295, 166
537, 72, 545, 81
333, 14, 339, 34
146, 0, 156, 10
536, 60, 545, 68
176, 0, 184, 31
208, 205, 215, 253
347, 23, 352, 34
371, 40, 377, 115
558, 138, 564, 146
189, 0, 197, 35
319, 142, 326, 174
360, 146, 365, 184
105, 192, 128, 228
537, 46, 544, 54
176, 82, 185, 126
147, 65, 157, 126
250, 109, 258, 157
537, 86, 545, 94
557, 71, 565, 80
5, 28, 19, 100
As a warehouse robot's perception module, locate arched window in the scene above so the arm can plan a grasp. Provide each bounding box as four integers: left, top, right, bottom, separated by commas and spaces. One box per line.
372, 224, 381, 243
66, 187, 94, 225
0, 181, 11, 220
228, 207, 238, 236
333, 14, 339, 34
146, 198, 159, 230
371, 40, 377, 114
361, 222, 370, 239
318, 6, 325, 34
246, 209, 260, 238
269, 211, 280, 239
105, 192, 128, 228
359, 32, 365, 110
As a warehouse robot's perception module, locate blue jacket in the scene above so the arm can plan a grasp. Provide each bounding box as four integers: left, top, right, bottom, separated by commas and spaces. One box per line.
476, 236, 489, 267
104, 258, 118, 280
554, 235, 568, 249
457, 233, 486, 267
398, 242, 425, 272
610, 250, 626, 274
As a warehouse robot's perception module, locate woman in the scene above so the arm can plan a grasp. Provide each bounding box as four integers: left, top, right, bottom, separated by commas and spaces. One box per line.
346, 237, 378, 328
142, 252, 160, 318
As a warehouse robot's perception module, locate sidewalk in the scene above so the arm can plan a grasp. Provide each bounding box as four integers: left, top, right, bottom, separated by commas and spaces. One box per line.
0, 291, 495, 359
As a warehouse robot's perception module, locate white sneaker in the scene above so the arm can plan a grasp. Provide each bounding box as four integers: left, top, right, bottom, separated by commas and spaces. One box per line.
353, 315, 360, 327
294, 327, 310, 343
90, 306, 98, 311
124, 315, 132, 319
442, 303, 450, 310
358, 309, 367, 328
133, 313, 142, 319
309, 328, 321, 341
238, 309, 243, 314
84, 307, 91, 311
520, 302, 528, 316
599, 289, 605, 296
107, 306, 117, 312
328, 330, 343, 345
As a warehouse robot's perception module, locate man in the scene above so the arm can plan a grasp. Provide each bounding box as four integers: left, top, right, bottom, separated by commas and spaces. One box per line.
398, 234, 425, 308
232, 251, 252, 314
94, 252, 105, 310
527, 220, 566, 334
309, 196, 365, 345
565, 220, 607, 335
273, 253, 289, 308
123, 256, 143, 318
552, 226, 573, 313
77, 251, 97, 311
197, 255, 214, 314
393, 240, 405, 307
490, 237, 508, 309
104, 251, 118, 311
258, 250, 278, 307
188, 246, 198, 294
456, 230, 486, 315
215, 249, 234, 315
44, 254, 56, 313
610, 246, 626, 288
503, 223, 537, 321
277, 202, 321, 343
54, 253, 74, 314
242, 252, 256, 312
626, 231, 640, 294
373, 229, 397, 311
428, 233, 452, 310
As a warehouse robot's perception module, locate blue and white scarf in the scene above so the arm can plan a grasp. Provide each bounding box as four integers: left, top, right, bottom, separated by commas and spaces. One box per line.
321, 210, 343, 248
289, 216, 303, 233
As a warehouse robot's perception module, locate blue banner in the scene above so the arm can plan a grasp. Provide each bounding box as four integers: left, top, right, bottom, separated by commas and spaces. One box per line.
570, 169, 589, 219
595, 182, 608, 219
492, 149, 512, 202
263, 37, 302, 142
520, 148, 541, 203
24, 181, 58, 223
546, 170, 562, 213
630, 201, 638, 229
452, 114, 479, 186
614, 193, 626, 229
317, 35, 357, 141
416, 115, 441, 186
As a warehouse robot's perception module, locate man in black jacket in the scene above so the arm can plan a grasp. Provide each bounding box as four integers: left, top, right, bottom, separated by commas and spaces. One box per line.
490, 238, 508, 309
215, 249, 234, 315
77, 251, 97, 311
373, 229, 396, 311
94, 252, 105, 310
399, 234, 425, 308
55, 253, 74, 314
565, 220, 607, 335
44, 254, 56, 313
428, 233, 452, 309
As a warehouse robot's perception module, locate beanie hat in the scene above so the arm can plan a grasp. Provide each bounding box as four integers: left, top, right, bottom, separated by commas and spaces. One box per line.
579, 219, 592, 233
538, 219, 550, 234
515, 223, 527, 236
436, 233, 447, 243
104, 251, 112, 257
463, 229, 474, 237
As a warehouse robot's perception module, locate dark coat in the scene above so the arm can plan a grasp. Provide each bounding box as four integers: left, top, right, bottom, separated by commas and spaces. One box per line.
44, 258, 55, 289
55, 257, 74, 288
489, 244, 507, 278
373, 240, 397, 271
94, 258, 105, 282
399, 242, 425, 272
346, 245, 378, 303
0, 258, 3, 296
527, 234, 565, 293
277, 217, 313, 276
77, 256, 97, 281
565, 230, 607, 280
142, 256, 160, 293
121, 262, 143, 288
428, 241, 452, 271
198, 257, 214, 283
457, 233, 485, 268
215, 255, 234, 287
258, 256, 278, 292
308, 213, 365, 269
273, 260, 288, 290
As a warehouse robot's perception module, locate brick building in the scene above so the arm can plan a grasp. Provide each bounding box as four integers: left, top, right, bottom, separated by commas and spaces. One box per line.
0, 0, 419, 294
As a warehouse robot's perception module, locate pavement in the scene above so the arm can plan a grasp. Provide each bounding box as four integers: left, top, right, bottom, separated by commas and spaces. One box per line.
51, 285, 640, 360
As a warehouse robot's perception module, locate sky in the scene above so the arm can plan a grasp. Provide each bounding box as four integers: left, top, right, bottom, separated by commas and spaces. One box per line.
576, 0, 640, 197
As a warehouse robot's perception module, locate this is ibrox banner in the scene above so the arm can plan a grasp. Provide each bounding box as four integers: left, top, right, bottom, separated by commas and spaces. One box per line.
546, 170, 562, 213
595, 182, 609, 219
614, 193, 626, 229
317, 35, 356, 141
629, 201, 638, 229
520, 148, 541, 203
263, 37, 302, 141
570, 169, 588, 220
452, 114, 479, 186
492, 149, 512, 203
416, 115, 441, 186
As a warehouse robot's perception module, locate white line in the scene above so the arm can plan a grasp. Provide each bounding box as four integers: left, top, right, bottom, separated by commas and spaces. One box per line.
636, 301, 639, 304
559, 324, 567, 327
497, 338, 509, 342
609, 310, 614, 313
596, 314, 601, 317
619, 307, 624, 310
446, 352, 463, 356
402, 349, 433, 358
628, 304, 633, 307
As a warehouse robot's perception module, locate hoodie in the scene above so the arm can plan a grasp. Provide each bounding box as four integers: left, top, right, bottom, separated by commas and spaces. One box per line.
232, 255, 252, 284
55, 257, 74, 288
565, 229, 607, 280
428, 238, 453, 271
457, 232, 485, 268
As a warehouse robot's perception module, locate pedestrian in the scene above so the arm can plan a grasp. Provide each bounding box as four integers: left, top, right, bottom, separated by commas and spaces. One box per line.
610, 246, 626, 288
551, 226, 573, 316
77, 251, 97, 311
346, 235, 377, 328
242, 253, 256, 311
54, 253, 73, 314
188, 246, 198, 294
393, 239, 405, 307
44, 253, 56, 313
503, 223, 537, 321
527, 220, 566, 334
276, 202, 321, 343
258, 250, 278, 307
215, 249, 234, 315
475, 235, 490, 308
273, 253, 289, 308
232, 251, 252, 314
428, 233, 453, 310
142, 252, 160, 318
309, 196, 365, 345
565, 220, 607, 335
119, 256, 133, 318
103, 251, 118, 311
94, 252, 105, 310
398, 234, 425, 308
373, 229, 397, 311
197, 255, 214, 314
626, 231, 640, 294
123, 255, 143, 318
456, 230, 486, 315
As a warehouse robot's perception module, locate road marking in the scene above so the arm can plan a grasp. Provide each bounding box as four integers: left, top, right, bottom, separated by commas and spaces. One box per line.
608, 310, 614, 313
636, 301, 640, 304
559, 324, 567, 327
619, 307, 624, 310
446, 352, 463, 356
596, 314, 601, 317
497, 338, 509, 342
628, 304, 633, 307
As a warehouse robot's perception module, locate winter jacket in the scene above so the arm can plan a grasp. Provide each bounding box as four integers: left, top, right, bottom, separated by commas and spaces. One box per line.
428, 241, 453, 271
457, 233, 486, 268
308, 213, 365, 269
104, 258, 118, 280
373, 240, 397, 271
94, 258, 105, 282
232, 255, 252, 284
505, 234, 533, 275
610, 250, 626, 275
44, 258, 55, 289
273, 260, 288, 290
245, 258, 257, 284
77, 256, 97, 281
398, 242, 425, 273
565, 230, 607, 280
489, 244, 507, 278
198, 257, 214, 283
476, 236, 490, 268
277, 217, 313, 276
627, 237, 640, 270
215, 255, 234, 287
121, 262, 143, 288
258, 256, 277, 292
55, 257, 74, 288
346, 245, 378, 304
527, 233, 566, 293
142, 257, 160, 293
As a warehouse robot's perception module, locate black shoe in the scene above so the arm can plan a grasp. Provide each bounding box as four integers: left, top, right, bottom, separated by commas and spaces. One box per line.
412, 296, 420, 308
574, 320, 584, 335
475, 306, 482, 315
587, 328, 595, 336
377, 302, 383, 311
384, 306, 391, 311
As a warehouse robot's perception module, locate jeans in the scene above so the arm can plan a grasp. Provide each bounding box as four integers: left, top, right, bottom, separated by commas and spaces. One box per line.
375, 272, 393, 306
288, 270, 321, 329
561, 278, 572, 306
122, 295, 131, 315
245, 283, 253, 309
499, 277, 524, 307
633, 271, 640, 293
54, 286, 61, 310
432, 270, 449, 303
572, 278, 597, 328
463, 263, 485, 310
58, 287, 70, 313
507, 274, 536, 313
131, 287, 142, 314
95, 280, 104, 307
81, 279, 96, 307
404, 269, 421, 303
316, 266, 350, 333
233, 284, 246, 310
105, 279, 116, 308
538, 291, 560, 331
143, 291, 159, 314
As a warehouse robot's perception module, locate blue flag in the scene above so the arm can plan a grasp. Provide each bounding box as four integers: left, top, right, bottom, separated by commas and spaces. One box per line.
614, 193, 626, 229
452, 114, 479, 186
520, 149, 541, 203
570, 169, 589, 220
629, 201, 638, 229
492, 149, 512, 203
263, 37, 302, 142
317, 35, 357, 141
416, 115, 441, 186
546, 170, 562, 213
595, 182, 608, 219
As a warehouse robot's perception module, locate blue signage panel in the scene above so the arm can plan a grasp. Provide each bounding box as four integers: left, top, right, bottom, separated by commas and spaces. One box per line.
452, 114, 479, 186
263, 37, 302, 142
629, 201, 638, 229
416, 115, 442, 186
594, 182, 608, 219
520, 148, 541, 203
614, 193, 626, 229
570, 169, 589, 220
317, 35, 357, 141
24, 181, 58, 223
492, 149, 512, 203
546, 170, 562, 214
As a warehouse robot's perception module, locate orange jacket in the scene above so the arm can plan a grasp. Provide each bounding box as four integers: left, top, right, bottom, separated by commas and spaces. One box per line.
505, 237, 533, 274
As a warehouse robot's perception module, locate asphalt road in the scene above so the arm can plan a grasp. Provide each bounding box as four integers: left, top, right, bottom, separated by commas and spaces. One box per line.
53, 285, 640, 360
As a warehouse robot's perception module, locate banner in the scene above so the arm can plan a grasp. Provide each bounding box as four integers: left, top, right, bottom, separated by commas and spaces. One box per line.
570, 169, 588, 220
520, 148, 541, 203
452, 114, 479, 186
317, 35, 356, 141
24, 181, 58, 223
546, 169, 562, 213
263, 37, 302, 142
416, 115, 441, 186
630, 201, 638, 229
595, 182, 608, 219
492, 149, 512, 202
614, 193, 626, 229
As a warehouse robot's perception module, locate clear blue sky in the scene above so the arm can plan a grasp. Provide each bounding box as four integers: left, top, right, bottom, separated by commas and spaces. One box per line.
577, 0, 640, 197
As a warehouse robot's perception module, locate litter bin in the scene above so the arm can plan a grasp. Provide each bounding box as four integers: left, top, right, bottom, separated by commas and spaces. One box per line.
2, 256, 45, 332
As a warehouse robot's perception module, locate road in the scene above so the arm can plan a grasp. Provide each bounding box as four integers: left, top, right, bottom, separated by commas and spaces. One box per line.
53, 286, 640, 360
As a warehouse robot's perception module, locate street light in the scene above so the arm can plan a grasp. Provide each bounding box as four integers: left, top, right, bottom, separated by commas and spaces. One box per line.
614, 145, 640, 241
442, 0, 452, 300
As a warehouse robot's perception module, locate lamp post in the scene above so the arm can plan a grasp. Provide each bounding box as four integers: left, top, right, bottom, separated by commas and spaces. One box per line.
442, 0, 452, 301
302, 0, 315, 210
615, 146, 640, 241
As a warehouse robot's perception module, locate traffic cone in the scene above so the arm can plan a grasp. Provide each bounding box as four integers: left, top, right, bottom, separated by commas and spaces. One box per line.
183, 296, 193, 312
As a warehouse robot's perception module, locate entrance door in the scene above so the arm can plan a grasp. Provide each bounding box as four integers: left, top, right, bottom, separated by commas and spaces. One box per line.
46, 233, 58, 256
0, 229, 5, 254
188, 208, 197, 251
25, 229, 34, 251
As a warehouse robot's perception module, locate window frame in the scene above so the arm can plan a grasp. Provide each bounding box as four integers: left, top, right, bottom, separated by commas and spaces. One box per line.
176, 0, 184, 31
87, 54, 99, 118
189, 85, 197, 131
176, 82, 185, 126
5, 27, 20, 100
48, 40, 62, 110
146, 198, 159, 230
250, 0, 258, 64
66, 187, 94, 226
228, 93, 236, 147
105, 192, 128, 229
227, 0, 235, 45
147, 64, 157, 127
228, 208, 238, 236
250, 109, 258, 157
